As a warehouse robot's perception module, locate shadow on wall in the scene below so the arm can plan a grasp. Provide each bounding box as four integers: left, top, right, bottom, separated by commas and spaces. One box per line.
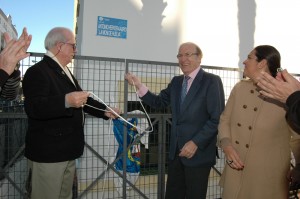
238, 0, 256, 71
87, 0, 179, 62
129, 0, 179, 61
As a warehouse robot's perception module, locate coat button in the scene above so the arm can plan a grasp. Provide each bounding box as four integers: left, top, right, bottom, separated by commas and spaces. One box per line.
254, 107, 258, 111
250, 90, 254, 93
246, 144, 249, 148
243, 105, 247, 109
237, 123, 241, 127
235, 141, 239, 144
248, 126, 252, 130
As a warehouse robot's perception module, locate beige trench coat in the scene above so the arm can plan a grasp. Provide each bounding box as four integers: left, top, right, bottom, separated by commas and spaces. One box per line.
218, 79, 300, 199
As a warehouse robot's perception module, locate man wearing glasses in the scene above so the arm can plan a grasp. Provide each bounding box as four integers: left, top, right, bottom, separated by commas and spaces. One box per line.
22, 27, 120, 199
125, 42, 225, 199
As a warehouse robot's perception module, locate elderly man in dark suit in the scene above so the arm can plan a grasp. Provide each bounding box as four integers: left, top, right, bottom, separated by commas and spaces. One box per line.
125, 42, 225, 199
22, 27, 119, 199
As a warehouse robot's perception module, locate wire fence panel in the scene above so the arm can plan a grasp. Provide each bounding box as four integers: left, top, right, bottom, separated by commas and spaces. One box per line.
3, 53, 299, 198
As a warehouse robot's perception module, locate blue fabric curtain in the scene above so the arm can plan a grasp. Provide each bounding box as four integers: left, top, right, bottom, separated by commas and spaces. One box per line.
113, 118, 140, 173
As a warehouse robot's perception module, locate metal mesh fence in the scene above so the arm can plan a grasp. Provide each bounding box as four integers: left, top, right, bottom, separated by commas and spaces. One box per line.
3, 53, 298, 198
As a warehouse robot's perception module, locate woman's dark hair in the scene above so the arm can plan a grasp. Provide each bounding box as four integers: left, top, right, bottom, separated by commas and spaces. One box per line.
254, 45, 281, 77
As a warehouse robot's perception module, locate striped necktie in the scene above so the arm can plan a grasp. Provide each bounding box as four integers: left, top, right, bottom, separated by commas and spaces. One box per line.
181, 76, 190, 104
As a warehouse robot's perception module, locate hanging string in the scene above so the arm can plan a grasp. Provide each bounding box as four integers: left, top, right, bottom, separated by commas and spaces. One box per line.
86, 89, 153, 134
83, 80, 153, 196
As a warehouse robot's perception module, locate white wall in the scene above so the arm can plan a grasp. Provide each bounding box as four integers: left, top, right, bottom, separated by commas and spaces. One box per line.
0, 11, 18, 50
76, 0, 300, 73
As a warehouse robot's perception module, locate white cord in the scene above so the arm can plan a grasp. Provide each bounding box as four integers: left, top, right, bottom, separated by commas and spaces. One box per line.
128, 79, 154, 133
84, 80, 153, 196
87, 91, 153, 134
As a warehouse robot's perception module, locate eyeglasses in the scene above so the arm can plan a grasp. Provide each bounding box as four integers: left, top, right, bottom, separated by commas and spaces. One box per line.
176, 52, 198, 59
62, 42, 77, 50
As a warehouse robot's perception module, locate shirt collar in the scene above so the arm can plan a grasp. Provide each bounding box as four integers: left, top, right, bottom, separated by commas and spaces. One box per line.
187, 66, 201, 79
45, 51, 65, 69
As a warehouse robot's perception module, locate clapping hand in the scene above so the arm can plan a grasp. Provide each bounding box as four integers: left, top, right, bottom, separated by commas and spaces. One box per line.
0, 27, 32, 75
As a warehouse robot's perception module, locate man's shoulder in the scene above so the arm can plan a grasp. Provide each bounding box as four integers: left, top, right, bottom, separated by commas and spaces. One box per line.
24, 57, 51, 78
197, 68, 215, 77
200, 70, 221, 82
28, 56, 52, 70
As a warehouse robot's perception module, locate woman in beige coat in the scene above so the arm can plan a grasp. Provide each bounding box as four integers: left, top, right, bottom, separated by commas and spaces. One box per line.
218, 45, 300, 199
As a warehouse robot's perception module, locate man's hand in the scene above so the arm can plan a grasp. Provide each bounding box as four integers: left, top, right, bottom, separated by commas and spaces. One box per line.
104, 107, 121, 119
125, 72, 142, 89
0, 27, 32, 75
179, 140, 198, 159
65, 91, 89, 108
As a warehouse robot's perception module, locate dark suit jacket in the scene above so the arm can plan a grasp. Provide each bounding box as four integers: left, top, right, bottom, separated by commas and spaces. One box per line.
22, 55, 108, 163
286, 91, 300, 133
142, 68, 225, 167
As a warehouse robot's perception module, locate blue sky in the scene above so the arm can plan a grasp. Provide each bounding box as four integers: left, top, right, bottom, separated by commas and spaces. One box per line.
1, 0, 74, 53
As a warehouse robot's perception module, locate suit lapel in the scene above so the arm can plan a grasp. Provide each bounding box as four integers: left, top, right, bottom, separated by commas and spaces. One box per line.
175, 76, 184, 115
65, 67, 80, 89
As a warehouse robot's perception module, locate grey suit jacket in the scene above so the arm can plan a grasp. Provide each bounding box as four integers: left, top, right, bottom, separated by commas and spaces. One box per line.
142, 68, 225, 167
